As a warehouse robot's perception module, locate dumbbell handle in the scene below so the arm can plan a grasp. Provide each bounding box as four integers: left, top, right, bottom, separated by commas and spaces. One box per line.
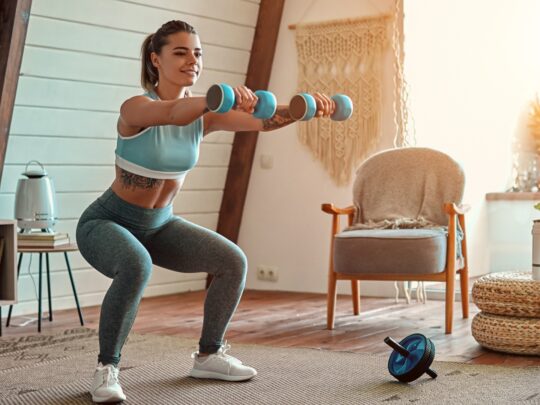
426, 368, 437, 379
384, 337, 410, 357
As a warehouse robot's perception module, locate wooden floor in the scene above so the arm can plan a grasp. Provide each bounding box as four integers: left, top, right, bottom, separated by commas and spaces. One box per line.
2, 290, 540, 367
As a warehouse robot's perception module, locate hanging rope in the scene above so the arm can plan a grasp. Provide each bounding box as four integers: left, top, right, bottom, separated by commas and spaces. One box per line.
392, 0, 416, 148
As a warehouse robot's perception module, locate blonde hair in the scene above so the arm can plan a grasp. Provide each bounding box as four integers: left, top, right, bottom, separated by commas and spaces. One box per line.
141, 20, 197, 92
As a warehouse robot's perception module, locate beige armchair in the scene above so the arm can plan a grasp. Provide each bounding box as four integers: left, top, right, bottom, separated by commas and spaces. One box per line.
322, 147, 469, 334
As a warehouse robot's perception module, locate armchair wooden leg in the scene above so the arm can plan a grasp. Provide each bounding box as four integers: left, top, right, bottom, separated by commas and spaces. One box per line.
327, 272, 337, 330
351, 280, 360, 315
457, 214, 469, 319
445, 270, 456, 334
459, 267, 469, 319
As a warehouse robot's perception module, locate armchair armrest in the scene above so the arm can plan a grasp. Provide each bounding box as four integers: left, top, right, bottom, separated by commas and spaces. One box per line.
322, 203, 356, 232
321, 204, 355, 215
444, 203, 471, 216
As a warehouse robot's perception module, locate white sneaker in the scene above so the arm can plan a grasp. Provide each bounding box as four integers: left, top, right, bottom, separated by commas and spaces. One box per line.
90, 363, 127, 403
189, 342, 257, 382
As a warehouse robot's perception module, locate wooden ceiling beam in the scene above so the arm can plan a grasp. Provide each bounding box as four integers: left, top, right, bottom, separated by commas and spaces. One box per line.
210, 0, 285, 288
0, 0, 32, 185
216, 0, 285, 244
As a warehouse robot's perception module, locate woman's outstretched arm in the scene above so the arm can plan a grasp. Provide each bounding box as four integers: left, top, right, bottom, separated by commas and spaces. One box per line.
119, 95, 208, 136
203, 105, 295, 135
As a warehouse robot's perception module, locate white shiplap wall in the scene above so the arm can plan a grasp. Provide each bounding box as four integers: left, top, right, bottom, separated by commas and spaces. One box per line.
1, 0, 260, 318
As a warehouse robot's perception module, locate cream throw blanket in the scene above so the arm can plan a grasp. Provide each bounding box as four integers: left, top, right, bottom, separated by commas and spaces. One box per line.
294, 16, 390, 185
349, 148, 465, 227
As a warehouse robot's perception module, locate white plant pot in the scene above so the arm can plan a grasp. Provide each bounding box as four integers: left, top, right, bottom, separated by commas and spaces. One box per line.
532, 220, 540, 280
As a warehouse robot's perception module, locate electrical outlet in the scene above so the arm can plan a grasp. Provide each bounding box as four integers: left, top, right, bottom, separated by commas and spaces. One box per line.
256, 265, 279, 282
266, 266, 279, 282
256, 266, 266, 281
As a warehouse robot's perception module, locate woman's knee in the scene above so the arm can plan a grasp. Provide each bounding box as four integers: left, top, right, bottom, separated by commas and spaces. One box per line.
220, 244, 248, 281
123, 252, 153, 284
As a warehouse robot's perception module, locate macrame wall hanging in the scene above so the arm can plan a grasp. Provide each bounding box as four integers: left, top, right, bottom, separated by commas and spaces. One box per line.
293, 15, 390, 186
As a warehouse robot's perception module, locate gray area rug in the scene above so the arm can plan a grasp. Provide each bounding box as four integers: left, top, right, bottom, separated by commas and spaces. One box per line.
0, 327, 539, 404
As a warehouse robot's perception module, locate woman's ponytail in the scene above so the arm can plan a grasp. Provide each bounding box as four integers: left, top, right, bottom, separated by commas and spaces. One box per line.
141, 34, 158, 92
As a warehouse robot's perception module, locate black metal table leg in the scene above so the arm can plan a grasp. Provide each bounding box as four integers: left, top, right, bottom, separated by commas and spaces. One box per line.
6, 253, 24, 327
38, 253, 43, 333
64, 252, 84, 326
45, 253, 52, 321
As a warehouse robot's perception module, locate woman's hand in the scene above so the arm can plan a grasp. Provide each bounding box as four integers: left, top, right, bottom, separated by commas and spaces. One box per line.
312, 92, 336, 118
232, 85, 258, 114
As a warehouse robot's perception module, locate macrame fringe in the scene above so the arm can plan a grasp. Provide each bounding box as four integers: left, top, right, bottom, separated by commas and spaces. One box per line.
295, 15, 390, 185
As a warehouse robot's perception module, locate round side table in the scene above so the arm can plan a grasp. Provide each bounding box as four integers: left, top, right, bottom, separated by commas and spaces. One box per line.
4, 243, 84, 333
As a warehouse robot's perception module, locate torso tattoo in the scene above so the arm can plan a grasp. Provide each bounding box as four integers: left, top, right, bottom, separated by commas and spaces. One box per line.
262, 106, 296, 131
119, 168, 163, 190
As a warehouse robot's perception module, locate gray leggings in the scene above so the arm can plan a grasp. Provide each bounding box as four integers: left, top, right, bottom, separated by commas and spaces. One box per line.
76, 188, 247, 367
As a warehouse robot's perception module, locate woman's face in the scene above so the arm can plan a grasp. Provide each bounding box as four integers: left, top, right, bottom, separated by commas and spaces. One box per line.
151, 32, 203, 88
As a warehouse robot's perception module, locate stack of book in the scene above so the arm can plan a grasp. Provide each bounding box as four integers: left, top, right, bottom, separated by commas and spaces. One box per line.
17, 231, 71, 248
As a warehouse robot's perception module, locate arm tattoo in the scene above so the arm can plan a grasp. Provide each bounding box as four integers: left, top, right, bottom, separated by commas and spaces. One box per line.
262, 106, 296, 131
120, 169, 163, 190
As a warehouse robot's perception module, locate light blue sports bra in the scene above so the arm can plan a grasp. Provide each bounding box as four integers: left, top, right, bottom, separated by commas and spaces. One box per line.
115, 91, 203, 180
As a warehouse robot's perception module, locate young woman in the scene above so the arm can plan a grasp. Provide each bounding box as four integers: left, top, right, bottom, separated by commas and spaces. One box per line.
76, 20, 335, 403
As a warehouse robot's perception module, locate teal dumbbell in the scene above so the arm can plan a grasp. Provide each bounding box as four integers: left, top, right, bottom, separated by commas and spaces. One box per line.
289, 93, 353, 121
206, 83, 277, 119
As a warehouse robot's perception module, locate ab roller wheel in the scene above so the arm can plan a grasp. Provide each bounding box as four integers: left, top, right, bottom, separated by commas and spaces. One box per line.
206, 83, 277, 119
384, 333, 437, 383
289, 93, 353, 121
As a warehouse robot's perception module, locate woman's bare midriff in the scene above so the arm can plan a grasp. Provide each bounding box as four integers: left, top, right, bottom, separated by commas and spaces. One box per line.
110, 165, 183, 208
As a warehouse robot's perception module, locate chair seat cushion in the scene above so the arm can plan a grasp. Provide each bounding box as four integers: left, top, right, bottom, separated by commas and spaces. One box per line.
333, 229, 447, 275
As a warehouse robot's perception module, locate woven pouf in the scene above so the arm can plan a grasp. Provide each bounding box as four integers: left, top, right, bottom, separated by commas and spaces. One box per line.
472, 272, 540, 317
471, 271, 540, 355
471, 312, 540, 355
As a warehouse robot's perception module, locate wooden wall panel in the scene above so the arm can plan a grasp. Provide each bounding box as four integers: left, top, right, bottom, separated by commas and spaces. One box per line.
5, 137, 231, 165
25, 16, 251, 73
30, 0, 255, 50
1, 166, 227, 194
